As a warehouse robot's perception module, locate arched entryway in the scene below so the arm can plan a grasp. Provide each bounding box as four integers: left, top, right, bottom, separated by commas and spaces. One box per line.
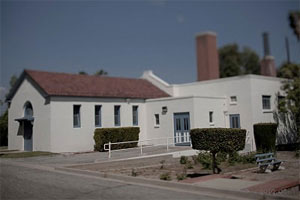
15, 102, 34, 151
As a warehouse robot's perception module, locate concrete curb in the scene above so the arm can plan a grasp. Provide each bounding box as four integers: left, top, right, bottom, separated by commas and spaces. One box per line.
55, 166, 298, 200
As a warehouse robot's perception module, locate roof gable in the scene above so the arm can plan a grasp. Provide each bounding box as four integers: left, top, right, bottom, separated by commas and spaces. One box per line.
7, 70, 170, 101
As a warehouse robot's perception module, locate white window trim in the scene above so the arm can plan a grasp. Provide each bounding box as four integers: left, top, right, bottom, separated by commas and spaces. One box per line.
262, 95, 272, 110
154, 114, 160, 128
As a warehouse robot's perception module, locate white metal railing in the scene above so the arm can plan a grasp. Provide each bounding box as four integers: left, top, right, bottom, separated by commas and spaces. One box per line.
103, 136, 191, 158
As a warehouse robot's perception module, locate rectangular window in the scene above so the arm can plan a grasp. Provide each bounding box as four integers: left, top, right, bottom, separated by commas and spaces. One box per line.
230, 96, 237, 103
230, 114, 240, 128
132, 106, 138, 126
73, 105, 81, 128
209, 111, 213, 123
154, 114, 160, 126
114, 105, 121, 126
262, 95, 271, 110
95, 105, 102, 127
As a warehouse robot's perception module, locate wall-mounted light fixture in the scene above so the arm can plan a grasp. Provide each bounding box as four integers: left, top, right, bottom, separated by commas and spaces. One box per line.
162, 106, 167, 114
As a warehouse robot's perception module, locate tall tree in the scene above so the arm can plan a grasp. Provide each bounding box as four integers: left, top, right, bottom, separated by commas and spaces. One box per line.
240, 47, 260, 75
277, 62, 300, 142
78, 71, 88, 75
219, 44, 241, 78
1, 75, 18, 146
289, 11, 300, 41
9, 75, 17, 88
219, 44, 260, 78
94, 69, 108, 76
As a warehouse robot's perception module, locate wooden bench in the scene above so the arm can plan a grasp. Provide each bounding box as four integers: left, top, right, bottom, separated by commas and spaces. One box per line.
255, 153, 282, 173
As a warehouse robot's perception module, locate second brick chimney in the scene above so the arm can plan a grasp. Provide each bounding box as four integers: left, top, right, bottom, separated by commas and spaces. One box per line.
260, 32, 277, 77
196, 31, 220, 81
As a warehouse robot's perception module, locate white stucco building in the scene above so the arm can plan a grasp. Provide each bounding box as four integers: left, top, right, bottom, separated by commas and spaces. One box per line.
6, 32, 286, 153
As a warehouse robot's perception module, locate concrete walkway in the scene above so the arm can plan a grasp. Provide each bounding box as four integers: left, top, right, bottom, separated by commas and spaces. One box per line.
0, 146, 193, 167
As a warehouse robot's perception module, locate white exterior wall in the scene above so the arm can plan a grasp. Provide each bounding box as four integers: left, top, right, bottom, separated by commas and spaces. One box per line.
166, 76, 254, 133
249, 77, 283, 124
144, 73, 283, 151
8, 78, 51, 151
50, 97, 146, 152
145, 96, 226, 145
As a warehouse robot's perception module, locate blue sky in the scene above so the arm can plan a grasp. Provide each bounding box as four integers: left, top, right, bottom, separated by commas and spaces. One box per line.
1, 0, 299, 91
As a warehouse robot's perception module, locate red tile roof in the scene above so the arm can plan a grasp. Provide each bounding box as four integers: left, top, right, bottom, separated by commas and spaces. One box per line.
24, 70, 170, 99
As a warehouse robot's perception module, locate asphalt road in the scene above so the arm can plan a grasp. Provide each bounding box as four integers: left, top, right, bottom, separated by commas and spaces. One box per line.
0, 161, 226, 200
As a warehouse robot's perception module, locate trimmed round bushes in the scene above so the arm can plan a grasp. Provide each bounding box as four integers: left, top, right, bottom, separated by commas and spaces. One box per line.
190, 128, 246, 153
94, 127, 139, 152
190, 128, 246, 174
253, 123, 277, 152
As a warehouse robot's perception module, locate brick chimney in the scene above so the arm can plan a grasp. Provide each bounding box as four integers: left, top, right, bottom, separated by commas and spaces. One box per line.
196, 31, 219, 81
260, 32, 276, 77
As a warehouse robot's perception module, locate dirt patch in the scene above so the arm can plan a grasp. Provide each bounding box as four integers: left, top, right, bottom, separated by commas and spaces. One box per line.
69, 151, 299, 197
70, 154, 256, 181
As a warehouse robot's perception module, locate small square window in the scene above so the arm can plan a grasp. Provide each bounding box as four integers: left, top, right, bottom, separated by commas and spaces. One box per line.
262, 95, 271, 110
154, 114, 160, 126
230, 96, 237, 103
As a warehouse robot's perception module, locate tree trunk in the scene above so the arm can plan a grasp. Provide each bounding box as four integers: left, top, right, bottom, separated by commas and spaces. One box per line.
212, 152, 216, 174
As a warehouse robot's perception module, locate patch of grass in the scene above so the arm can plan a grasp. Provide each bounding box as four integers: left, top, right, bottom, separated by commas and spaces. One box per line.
131, 168, 138, 177
179, 156, 188, 165
0, 151, 58, 158
159, 172, 171, 181
176, 173, 187, 181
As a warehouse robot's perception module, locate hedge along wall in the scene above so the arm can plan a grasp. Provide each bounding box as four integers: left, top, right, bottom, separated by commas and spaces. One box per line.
94, 127, 140, 152
253, 123, 277, 152
190, 128, 246, 153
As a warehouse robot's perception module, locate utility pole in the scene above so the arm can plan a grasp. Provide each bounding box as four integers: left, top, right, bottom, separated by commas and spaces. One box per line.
285, 37, 291, 64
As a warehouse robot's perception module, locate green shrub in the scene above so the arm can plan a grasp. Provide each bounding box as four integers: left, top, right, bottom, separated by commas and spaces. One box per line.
176, 173, 187, 181
228, 151, 256, 165
216, 152, 228, 163
254, 123, 277, 152
190, 128, 246, 174
197, 152, 213, 170
94, 127, 139, 151
0, 111, 8, 146
160, 172, 171, 181
228, 151, 240, 165
131, 168, 138, 177
179, 156, 188, 165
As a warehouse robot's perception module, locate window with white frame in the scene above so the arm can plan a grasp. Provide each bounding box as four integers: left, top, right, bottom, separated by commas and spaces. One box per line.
132, 106, 138, 126
95, 105, 102, 127
154, 114, 160, 126
209, 111, 214, 123
73, 105, 81, 128
262, 95, 271, 110
114, 105, 121, 126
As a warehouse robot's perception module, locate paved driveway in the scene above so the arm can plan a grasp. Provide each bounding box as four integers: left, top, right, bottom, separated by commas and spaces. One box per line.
0, 160, 226, 200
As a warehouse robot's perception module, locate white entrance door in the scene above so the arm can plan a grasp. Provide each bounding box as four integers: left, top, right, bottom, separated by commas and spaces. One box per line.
173, 113, 190, 146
